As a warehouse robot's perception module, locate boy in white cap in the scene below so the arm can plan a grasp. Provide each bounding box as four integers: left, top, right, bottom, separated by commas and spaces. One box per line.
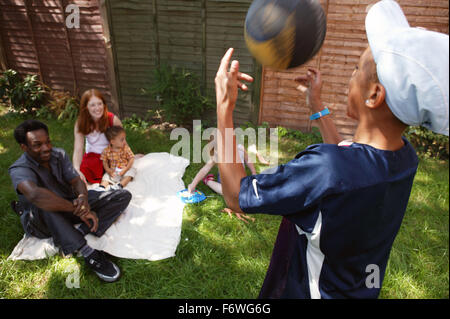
214, 0, 448, 298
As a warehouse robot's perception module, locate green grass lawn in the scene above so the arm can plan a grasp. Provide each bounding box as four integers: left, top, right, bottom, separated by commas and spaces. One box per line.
0, 111, 448, 299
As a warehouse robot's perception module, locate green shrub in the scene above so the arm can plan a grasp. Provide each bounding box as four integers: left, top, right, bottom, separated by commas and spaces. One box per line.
277, 126, 323, 144
274, 124, 449, 160
122, 113, 151, 131
143, 64, 214, 127
0, 69, 46, 113
48, 90, 79, 120
405, 126, 449, 160
34, 90, 79, 121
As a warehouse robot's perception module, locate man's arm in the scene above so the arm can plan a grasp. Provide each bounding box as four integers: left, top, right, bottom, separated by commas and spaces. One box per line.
70, 175, 90, 217
17, 180, 74, 213
70, 175, 88, 197
215, 48, 253, 213
67, 176, 98, 232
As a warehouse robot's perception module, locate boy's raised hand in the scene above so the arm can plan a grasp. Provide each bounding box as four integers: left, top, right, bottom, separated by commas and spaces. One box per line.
294, 68, 323, 113
215, 48, 254, 114
222, 207, 255, 223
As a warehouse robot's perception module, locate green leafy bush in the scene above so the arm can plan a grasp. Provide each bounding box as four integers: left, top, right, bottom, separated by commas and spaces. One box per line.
0, 69, 46, 113
405, 126, 449, 160
34, 90, 79, 120
274, 124, 449, 160
122, 113, 151, 131
143, 64, 214, 127
277, 126, 323, 144
47, 90, 79, 120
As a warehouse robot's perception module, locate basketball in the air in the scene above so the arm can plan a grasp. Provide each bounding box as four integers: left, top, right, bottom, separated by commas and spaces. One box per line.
244, 0, 327, 69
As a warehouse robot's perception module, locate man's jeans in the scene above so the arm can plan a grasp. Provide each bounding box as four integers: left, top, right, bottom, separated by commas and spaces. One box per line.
20, 189, 132, 255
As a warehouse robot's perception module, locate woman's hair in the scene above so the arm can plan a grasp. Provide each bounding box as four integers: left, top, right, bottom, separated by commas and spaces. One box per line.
105, 126, 125, 142
77, 89, 110, 135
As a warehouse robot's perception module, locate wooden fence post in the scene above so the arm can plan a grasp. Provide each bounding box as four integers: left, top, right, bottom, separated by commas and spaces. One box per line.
201, 0, 207, 94
99, 0, 123, 117
152, 0, 160, 69
0, 28, 8, 71
23, 0, 43, 81
59, 0, 78, 95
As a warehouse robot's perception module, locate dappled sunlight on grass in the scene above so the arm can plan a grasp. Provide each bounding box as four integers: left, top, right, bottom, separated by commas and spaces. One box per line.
0, 259, 59, 298
0, 143, 7, 155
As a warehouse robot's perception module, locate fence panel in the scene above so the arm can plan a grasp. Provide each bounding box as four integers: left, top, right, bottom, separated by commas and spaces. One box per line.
259, 0, 449, 139
0, 0, 114, 110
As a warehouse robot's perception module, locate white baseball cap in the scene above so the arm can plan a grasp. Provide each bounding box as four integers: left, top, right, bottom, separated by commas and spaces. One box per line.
365, 0, 449, 136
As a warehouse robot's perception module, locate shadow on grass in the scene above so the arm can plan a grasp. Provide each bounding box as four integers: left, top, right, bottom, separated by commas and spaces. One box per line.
39, 214, 280, 298
380, 157, 449, 298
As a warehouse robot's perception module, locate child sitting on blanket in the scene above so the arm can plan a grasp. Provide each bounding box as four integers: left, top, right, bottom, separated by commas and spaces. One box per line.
100, 126, 136, 190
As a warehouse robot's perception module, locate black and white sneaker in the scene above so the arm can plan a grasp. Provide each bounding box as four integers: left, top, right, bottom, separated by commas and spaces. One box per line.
110, 183, 123, 191
10, 200, 23, 216
85, 250, 121, 283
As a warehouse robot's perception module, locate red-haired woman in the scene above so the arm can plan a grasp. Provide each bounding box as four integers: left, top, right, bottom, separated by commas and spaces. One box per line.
73, 89, 123, 185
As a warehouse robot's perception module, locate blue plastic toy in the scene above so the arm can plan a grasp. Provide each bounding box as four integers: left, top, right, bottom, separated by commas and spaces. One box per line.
177, 189, 206, 204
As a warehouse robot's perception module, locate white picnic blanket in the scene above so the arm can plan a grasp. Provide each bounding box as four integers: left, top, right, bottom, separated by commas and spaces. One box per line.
8, 152, 189, 261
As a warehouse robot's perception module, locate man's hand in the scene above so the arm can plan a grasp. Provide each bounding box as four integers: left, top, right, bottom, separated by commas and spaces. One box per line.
72, 194, 90, 217
294, 68, 323, 113
80, 210, 98, 233
70, 175, 90, 217
215, 48, 253, 115
76, 169, 88, 186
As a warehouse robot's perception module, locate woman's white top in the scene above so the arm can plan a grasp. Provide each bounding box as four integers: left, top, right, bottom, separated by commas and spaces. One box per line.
85, 130, 109, 154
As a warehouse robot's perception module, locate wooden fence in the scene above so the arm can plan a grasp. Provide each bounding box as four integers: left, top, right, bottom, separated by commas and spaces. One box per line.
105, 0, 260, 125
1, 0, 448, 136
0, 0, 118, 113
259, 0, 449, 139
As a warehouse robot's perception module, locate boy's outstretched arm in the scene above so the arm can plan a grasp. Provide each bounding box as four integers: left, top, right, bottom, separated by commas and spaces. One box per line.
215, 48, 253, 213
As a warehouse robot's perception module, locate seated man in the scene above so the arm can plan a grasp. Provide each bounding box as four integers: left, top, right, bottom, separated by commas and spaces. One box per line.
8, 119, 132, 283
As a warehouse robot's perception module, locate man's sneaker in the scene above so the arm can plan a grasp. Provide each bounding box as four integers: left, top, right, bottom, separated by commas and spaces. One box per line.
110, 183, 123, 191
84, 250, 121, 282
10, 200, 23, 216
91, 185, 106, 192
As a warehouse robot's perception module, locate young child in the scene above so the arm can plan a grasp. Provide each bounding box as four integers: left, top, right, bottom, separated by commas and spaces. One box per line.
188, 132, 271, 195
100, 126, 136, 190
187, 135, 269, 222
